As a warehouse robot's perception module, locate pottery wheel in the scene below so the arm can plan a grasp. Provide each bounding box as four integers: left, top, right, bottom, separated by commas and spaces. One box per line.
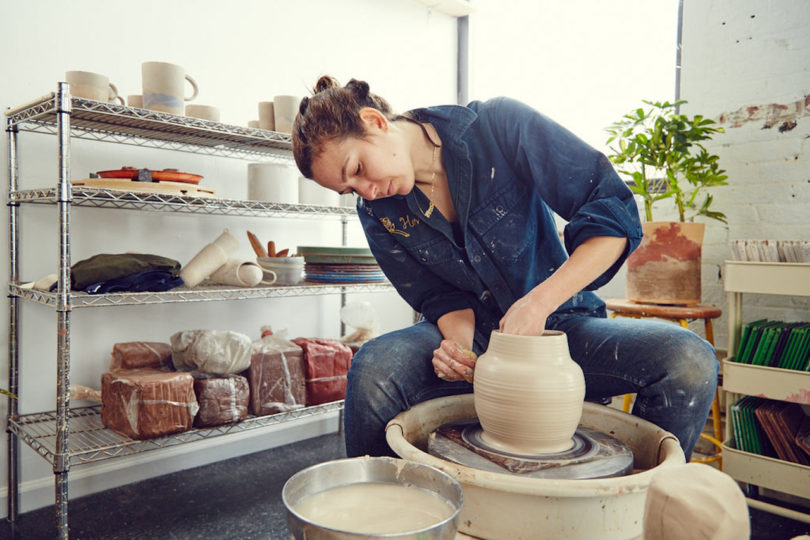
428, 418, 633, 479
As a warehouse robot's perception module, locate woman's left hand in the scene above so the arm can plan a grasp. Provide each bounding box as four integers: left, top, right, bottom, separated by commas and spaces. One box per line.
499, 290, 555, 336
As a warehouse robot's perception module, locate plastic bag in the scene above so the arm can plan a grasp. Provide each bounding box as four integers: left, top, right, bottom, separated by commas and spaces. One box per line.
245, 326, 306, 415
170, 329, 252, 375
339, 301, 379, 343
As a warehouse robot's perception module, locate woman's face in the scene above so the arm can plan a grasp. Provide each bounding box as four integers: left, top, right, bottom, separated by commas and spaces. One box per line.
310, 111, 414, 201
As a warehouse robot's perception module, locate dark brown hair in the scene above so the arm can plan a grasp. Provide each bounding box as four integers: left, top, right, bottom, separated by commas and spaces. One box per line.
292, 76, 395, 179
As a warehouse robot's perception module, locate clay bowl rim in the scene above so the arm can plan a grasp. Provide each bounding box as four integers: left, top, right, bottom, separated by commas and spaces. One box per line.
385, 394, 685, 497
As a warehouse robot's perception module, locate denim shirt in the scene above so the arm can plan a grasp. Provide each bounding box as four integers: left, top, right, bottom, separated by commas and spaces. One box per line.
357, 97, 642, 337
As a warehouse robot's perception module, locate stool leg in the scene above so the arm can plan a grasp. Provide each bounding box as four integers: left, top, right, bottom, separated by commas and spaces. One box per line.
622, 393, 633, 413
705, 319, 715, 346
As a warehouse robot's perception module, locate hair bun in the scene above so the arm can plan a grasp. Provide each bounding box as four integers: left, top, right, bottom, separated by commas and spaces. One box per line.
346, 79, 370, 100
298, 96, 309, 115
314, 75, 340, 94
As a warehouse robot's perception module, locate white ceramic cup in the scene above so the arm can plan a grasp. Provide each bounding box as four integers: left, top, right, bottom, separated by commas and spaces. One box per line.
142, 61, 199, 115
185, 104, 220, 122
180, 229, 239, 288
299, 176, 339, 206
248, 163, 299, 203
273, 95, 302, 133
65, 71, 123, 104
127, 94, 143, 108
261, 268, 277, 285
258, 101, 275, 130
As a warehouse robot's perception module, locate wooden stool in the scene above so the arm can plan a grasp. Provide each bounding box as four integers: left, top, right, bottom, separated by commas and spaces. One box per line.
605, 298, 724, 467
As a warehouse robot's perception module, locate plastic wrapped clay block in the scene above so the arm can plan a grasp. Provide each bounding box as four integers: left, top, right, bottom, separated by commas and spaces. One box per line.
292, 338, 352, 406
246, 339, 306, 416
170, 329, 252, 376
101, 369, 198, 440
193, 375, 249, 428
110, 342, 172, 371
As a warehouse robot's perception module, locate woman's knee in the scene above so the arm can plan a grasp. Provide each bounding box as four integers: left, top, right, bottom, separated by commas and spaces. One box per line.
659, 330, 719, 390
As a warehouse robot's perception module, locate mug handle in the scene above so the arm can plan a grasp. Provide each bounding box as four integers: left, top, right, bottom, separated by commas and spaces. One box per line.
184, 74, 199, 102
108, 83, 124, 105
261, 269, 277, 285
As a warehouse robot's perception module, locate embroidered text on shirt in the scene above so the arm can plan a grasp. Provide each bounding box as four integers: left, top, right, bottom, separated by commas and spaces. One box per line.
380, 217, 410, 237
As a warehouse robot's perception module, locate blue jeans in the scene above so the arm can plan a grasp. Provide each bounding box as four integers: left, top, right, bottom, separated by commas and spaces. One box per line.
344, 316, 718, 461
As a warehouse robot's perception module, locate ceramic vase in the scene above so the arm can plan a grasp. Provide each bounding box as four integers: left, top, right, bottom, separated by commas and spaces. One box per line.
474, 330, 585, 454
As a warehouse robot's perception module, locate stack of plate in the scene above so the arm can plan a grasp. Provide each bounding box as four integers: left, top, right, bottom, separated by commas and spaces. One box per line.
297, 246, 385, 283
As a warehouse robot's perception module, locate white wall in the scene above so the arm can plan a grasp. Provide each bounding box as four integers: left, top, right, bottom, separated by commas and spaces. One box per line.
0, 0, 456, 515
469, 0, 679, 304
680, 0, 810, 347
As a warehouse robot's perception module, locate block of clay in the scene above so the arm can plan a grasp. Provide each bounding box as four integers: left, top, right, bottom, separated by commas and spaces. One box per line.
101, 369, 198, 440
110, 342, 172, 371
193, 375, 249, 428
292, 338, 352, 406
245, 339, 306, 416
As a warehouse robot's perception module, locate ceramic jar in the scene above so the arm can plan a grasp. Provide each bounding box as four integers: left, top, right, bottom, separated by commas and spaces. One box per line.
473, 330, 585, 454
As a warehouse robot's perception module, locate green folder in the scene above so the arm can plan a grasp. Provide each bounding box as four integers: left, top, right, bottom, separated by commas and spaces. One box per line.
736, 319, 768, 363
753, 324, 781, 366
739, 320, 773, 364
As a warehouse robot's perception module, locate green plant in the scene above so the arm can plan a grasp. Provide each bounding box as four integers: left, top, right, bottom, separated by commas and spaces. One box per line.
1, 388, 16, 399
605, 99, 728, 224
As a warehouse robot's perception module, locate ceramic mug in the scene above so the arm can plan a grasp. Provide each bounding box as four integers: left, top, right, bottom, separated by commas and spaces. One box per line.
65, 71, 123, 104
258, 101, 275, 130
185, 104, 220, 122
127, 94, 143, 108
273, 95, 302, 133
248, 163, 299, 203
142, 61, 199, 115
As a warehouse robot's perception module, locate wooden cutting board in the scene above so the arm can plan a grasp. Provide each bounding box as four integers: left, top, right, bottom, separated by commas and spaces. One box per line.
71, 178, 216, 198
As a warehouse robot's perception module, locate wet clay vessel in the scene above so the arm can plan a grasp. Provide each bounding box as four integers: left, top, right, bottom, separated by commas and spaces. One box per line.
474, 330, 585, 454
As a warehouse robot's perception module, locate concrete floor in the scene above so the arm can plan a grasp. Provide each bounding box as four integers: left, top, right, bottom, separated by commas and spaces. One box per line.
1, 431, 808, 539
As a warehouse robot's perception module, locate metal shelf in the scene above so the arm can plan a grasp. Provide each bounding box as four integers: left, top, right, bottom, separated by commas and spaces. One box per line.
723, 359, 810, 406
10, 281, 394, 308
724, 261, 810, 297
8, 401, 343, 467
5, 93, 292, 161
10, 187, 356, 218
723, 259, 810, 522
722, 439, 810, 499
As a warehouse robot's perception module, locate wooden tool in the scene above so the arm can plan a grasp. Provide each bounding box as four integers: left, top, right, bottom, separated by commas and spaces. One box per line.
71, 178, 215, 198
247, 231, 268, 257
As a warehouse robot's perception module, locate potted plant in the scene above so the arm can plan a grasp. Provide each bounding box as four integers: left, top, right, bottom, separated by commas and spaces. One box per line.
605, 99, 728, 305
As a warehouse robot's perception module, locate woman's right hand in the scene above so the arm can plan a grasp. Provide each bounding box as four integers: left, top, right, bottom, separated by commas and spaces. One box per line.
432, 340, 477, 383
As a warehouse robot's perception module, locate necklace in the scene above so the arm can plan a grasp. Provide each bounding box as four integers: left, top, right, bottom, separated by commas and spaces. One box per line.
423, 144, 439, 217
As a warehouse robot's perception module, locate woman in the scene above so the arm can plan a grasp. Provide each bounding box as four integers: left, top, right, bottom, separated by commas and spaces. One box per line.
292, 76, 717, 460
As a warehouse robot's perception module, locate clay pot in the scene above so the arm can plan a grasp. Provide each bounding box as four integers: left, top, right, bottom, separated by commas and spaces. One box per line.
473, 330, 585, 454
626, 221, 705, 305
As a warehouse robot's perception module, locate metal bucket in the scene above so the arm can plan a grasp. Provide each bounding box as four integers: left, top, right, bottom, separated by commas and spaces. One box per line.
386, 395, 685, 540
283, 456, 464, 539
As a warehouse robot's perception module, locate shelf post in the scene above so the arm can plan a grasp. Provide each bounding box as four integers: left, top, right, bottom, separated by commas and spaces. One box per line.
6, 105, 21, 534
54, 82, 73, 540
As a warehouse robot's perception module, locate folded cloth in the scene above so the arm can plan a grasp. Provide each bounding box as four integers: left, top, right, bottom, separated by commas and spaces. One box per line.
71, 253, 181, 291
83, 270, 184, 294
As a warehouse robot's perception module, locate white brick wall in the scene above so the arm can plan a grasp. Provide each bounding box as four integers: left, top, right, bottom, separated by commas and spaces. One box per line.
681, 0, 810, 350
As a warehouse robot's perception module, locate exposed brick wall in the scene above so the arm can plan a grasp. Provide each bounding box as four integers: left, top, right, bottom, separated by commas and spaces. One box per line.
680, 0, 810, 350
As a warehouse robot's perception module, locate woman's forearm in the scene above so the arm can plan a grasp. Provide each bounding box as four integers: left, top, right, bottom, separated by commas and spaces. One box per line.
500, 235, 627, 335
532, 235, 627, 311
437, 308, 475, 350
